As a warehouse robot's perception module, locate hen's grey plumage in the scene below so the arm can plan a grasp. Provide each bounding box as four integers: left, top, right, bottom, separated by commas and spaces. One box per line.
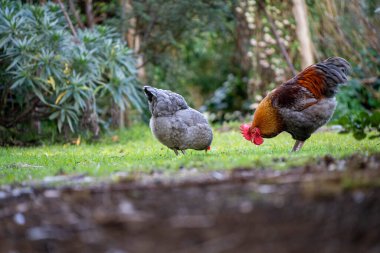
144, 86, 213, 155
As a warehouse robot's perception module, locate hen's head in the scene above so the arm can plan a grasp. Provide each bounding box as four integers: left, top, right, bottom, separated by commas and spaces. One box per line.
240, 124, 263, 145
143, 85, 188, 117
144, 86, 155, 103
144, 86, 157, 115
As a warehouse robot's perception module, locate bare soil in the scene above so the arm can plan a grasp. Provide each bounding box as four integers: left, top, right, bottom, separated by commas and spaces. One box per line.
1, 153, 380, 253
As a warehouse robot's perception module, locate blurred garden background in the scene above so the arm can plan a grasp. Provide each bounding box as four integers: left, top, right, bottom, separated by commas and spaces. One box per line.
1, 1, 380, 252
0, 0, 379, 145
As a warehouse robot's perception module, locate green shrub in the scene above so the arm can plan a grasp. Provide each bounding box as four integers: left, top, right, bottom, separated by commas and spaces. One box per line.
0, 1, 144, 143
333, 49, 380, 139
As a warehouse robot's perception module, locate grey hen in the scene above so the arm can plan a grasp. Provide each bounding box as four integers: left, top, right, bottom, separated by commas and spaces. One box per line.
144, 86, 213, 155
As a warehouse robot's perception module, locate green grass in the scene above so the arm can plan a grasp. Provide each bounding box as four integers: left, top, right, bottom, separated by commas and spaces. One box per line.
0, 124, 379, 185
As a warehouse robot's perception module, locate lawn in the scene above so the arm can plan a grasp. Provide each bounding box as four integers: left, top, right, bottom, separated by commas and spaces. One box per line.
0, 123, 379, 185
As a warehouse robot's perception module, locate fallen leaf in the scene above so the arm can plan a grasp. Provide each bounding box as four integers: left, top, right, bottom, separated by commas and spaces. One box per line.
112, 135, 119, 142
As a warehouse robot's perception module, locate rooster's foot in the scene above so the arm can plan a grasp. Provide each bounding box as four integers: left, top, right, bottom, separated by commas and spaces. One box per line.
292, 140, 305, 152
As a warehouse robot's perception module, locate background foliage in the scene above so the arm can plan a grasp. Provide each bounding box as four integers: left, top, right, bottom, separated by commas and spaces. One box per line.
0, 0, 379, 144
0, 0, 144, 144
306, 0, 380, 139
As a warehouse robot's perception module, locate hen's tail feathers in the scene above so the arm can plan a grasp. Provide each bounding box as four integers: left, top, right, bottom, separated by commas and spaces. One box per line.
296, 57, 351, 98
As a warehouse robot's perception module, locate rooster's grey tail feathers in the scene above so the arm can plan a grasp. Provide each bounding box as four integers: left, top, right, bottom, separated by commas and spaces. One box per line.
315, 57, 351, 97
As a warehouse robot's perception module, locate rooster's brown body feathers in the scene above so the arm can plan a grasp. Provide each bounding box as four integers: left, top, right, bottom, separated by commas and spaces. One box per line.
250, 57, 351, 151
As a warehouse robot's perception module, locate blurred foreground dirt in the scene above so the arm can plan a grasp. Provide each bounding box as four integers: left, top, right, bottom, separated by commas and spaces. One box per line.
1, 153, 380, 253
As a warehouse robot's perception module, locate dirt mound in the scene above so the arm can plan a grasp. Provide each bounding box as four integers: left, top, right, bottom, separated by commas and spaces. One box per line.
1, 153, 380, 253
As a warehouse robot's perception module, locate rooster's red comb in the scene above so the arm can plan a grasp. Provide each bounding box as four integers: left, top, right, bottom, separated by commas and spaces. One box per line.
240, 124, 252, 141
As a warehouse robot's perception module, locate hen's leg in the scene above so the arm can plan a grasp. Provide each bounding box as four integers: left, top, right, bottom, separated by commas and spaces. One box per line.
181, 150, 186, 155
292, 140, 305, 152
172, 149, 179, 156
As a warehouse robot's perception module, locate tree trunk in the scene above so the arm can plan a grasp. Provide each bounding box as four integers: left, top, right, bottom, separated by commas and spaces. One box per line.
85, 0, 94, 29
292, 0, 314, 68
118, 0, 144, 129
233, 0, 252, 76
258, 1, 297, 76
124, 0, 146, 81
110, 102, 121, 129
68, 0, 85, 29
81, 99, 100, 139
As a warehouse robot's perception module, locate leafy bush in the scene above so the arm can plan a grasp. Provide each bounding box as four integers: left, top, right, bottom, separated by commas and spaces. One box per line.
333, 49, 380, 139
334, 78, 380, 140
203, 74, 247, 123
0, 1, 144, 143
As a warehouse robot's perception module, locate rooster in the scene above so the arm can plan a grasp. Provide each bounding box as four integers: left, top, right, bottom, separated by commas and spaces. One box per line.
240, 57, 351, 152
144, 86, 213, 155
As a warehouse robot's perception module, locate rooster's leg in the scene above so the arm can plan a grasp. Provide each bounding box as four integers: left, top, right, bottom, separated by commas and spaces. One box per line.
292, 141, 300, 152
292, 140, 305, 152
172, 149, 179, 156
181, 150, 186, 155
